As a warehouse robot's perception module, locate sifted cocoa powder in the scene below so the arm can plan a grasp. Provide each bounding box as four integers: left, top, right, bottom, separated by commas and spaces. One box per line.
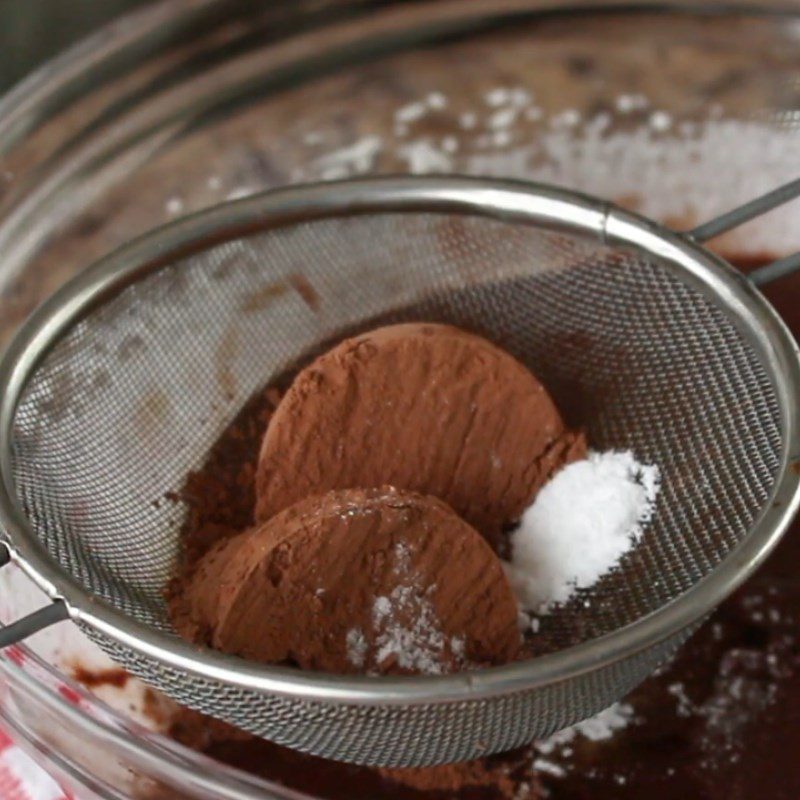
164, 383, 285, 596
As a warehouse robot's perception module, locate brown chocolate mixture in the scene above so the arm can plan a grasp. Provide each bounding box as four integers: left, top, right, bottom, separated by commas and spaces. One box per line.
163, 258, 800, 799
72, 665, 130, 690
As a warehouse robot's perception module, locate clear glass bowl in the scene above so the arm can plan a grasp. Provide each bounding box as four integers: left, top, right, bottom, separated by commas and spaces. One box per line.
1, 1, 799, 797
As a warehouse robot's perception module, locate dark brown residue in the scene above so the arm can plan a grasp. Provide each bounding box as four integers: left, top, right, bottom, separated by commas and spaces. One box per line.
566, 55, 594, 75
613, 193, 644, 212
288, 272, 320, 311
73, 665, 130, 689
715, 252, 779, 272
163, 384, 281, 648
239, 281, 289, 313
215, 327, 240, 401
143, 687, 175, 730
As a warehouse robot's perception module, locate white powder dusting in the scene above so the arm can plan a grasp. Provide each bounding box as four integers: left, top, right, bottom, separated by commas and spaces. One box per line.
346, 628, 367, 668
489, 107, 519, 131
668, 636, 781, 763
372, 584, 462, 675
388, 87, 800, 253
491, 130, 512, 148
302, 130, 325, 146
550, 109, 582, 129
505, 451, 660, 612
485, 87, 512, 107
615, 93, 649, 113
441, 135, 459, 154
345, 542, 464, 674
165, 196, 184, 215
225, 185, 257, 201
668, 681, 694, 718
536, 702, 635, 756
394, 93, 446, 132
532, 758, 566, 778
508, 87, 533, 107
568, 702, 636, 742
312, 135, 382, 180
586, 111, 612, 134
426, 91, 448, 110
395, 100, 428, 125
246, 86, 800, 256
521, 118, 800, 252
397, 139, 454, 173
513, 781, 532, 799
649, 110, 673, 132
700, 653, 778, 745
532, 703, 634, 782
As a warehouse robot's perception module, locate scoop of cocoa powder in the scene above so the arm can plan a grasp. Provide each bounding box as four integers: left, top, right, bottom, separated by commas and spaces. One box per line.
171, 486, 520, 674
255, 323, 586, 547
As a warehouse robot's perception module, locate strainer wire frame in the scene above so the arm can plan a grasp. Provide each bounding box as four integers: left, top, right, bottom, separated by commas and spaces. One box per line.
0, 175, 799, 709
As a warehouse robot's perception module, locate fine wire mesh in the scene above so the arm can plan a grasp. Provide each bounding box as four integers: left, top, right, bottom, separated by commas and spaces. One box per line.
9, 211, 783, 766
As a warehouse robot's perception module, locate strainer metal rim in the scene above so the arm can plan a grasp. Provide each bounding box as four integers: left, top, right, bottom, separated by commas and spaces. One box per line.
0, 175, 798, 705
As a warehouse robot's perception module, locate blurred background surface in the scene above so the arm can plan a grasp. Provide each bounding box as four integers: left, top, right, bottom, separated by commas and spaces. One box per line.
0, 1, 148, 91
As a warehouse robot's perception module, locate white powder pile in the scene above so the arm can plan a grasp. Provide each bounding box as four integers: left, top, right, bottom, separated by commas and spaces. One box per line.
346, 542, 464, 675
506, 451, 660, 613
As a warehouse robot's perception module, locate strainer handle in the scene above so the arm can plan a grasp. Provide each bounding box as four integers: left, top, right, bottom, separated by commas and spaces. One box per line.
688, 176, 800, 286
0, 544, 70, 648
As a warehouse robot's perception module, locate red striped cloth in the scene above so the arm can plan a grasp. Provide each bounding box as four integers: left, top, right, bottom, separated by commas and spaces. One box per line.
0, 727, 75, 800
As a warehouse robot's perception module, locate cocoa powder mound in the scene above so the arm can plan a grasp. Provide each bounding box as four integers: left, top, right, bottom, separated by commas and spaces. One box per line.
172, 486, 520, 674
255, 323, 586, 548
165, 386, 281, 578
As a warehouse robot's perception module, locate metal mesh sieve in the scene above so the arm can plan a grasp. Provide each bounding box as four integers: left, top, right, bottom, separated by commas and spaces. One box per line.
0, 177, 799, 767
